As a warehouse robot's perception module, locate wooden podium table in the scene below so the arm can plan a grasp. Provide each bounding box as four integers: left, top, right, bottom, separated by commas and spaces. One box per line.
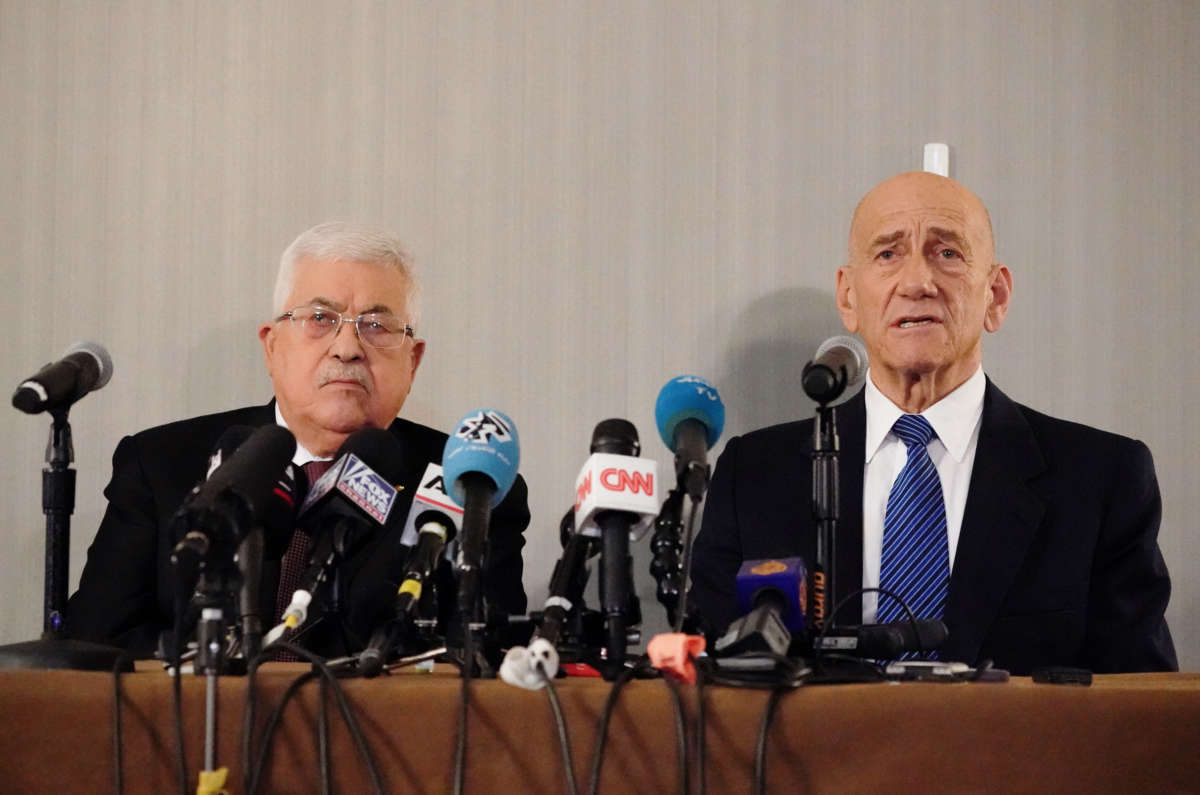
1, 665, 1197, 793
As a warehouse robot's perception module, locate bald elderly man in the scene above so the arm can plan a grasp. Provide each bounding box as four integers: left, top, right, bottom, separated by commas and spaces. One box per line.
66, 222, 529, 658
690, 172, 1176, 674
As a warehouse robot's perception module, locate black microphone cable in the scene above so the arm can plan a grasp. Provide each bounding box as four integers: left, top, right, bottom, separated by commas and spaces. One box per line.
110, 651, 133, 795
752, 688, 787, 795
659, 674, 689, 795
810, 585, 922, 680
453, 609, 475, 795
698, 650, 808, 691
695, 655, 707, 795
536, 662, 579, 795
170, 597, 189, 795
246, 667, 318, 794
317, 676, 332, 795
242, 640, 384, 795
586, 653, 650, 795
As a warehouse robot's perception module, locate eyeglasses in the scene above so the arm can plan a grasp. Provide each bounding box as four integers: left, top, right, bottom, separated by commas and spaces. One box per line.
276, 306, 416, 349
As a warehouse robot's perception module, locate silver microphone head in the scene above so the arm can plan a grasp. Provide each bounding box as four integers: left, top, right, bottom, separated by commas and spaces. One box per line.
65, 340, 114, 390
813, 335, 867, 390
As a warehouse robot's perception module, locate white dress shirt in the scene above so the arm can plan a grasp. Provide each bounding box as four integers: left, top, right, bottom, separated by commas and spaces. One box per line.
274, 404, 333, 467
859, 366, 986, 623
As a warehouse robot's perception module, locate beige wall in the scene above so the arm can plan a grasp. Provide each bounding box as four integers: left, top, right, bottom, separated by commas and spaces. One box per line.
2, 0, 1196, 667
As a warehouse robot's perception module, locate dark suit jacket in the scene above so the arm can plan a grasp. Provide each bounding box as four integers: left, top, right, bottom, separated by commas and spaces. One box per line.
690, 379, 1177, 674
65, 403, 529, 658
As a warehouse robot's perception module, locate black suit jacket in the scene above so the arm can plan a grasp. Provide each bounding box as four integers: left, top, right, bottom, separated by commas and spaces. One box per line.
65, 403, 529, 658
690, 379, 1177, 674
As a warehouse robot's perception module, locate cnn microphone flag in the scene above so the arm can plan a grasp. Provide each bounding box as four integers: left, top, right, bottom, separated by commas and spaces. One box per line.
573, 452, 660, 539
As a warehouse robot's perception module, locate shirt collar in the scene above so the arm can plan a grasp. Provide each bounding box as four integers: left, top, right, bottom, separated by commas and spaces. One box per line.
273, 403, 331, 466
864, 365, 986, 463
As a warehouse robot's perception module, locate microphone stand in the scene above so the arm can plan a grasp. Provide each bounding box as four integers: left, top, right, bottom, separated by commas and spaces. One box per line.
182, 499, 251, 787
456, 473, 498, 678
649, 489, 686, 627
194, 567, 237, 783
650, 450, 710, 633
596, 514, 642, 681
0, 408, 130, 671
810, 401, 839, 640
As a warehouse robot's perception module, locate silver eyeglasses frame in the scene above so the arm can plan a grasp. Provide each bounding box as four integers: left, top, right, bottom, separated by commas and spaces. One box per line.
275, 306, 416, 349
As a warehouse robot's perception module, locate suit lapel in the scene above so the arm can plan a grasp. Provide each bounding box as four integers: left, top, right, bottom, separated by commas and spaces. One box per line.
942, 380, 1046, 663
833, 390, 866, 624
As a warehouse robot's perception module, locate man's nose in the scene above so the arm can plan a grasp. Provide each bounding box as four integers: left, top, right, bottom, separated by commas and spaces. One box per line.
329, 317, 366, 359
896, 253, 937, 297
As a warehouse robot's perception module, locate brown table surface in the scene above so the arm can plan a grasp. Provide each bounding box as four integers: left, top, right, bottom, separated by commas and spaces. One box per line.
1, 664, 1197, 794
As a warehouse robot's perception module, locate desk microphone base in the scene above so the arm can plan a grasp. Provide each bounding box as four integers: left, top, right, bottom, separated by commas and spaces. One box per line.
0, 637, 133, 672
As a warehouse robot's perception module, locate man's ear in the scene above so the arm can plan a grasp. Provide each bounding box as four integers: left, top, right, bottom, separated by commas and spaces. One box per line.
984, 264, 1013, 333
408, 339, 426, 380
836, 266, 859, 333
258, 322, 276, 372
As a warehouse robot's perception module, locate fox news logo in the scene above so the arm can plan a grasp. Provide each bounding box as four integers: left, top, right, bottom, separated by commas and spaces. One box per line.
455, 410, 513, 444
336, 454, 398, 524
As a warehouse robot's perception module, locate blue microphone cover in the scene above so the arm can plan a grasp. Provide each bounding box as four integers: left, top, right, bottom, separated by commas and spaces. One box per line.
736, 557, 807, 634
655, 375, 725, 450
442, 408, 521, 508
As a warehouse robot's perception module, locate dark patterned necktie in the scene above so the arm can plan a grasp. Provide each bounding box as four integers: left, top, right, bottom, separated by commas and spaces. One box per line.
271, 459, 333, 654
877, 414, 950, 650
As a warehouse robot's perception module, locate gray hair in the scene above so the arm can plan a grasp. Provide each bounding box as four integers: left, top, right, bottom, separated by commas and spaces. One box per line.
273, 221, 421, 329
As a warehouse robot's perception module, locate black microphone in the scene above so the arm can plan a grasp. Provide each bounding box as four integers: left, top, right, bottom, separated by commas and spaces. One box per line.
260, 461, 307, 561
12, 341, 114, 414
501, 510, 599, 689
169, 425, 297, 596
358, 508, 458, 677
801, 335, 868, 404
815, 620, 949, 659
590, 419, 644, 676
239, 458, 307, 659
538, 511, 594, 651
274, 428, 407, 635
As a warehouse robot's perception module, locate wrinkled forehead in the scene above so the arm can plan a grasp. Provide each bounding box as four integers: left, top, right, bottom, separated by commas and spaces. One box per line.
289, 257, 413, 313
848, 173, 994, 260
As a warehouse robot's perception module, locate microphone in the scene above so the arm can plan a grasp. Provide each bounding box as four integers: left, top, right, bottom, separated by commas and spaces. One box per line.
573, 427, 660, 541
714, 558, 807, 658
814, 620, 949, 659
651, 375, 725, 629
654, 375, 725, 499
260, 461, 307, 561
358, 463, 462, 677
502, 510, 599, 690
169, 425, 297, 596
239, 458, 307, 659
577, 419, 660, 676
442, 408, 521, 618
801, 335, 868, 404
12, 341, 113, 414
358, 506, 458, 677
397, 463, 463, 547
273, 428, 406, 636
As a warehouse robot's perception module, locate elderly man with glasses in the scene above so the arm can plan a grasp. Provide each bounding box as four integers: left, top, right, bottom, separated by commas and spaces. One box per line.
66, 222, 530, 659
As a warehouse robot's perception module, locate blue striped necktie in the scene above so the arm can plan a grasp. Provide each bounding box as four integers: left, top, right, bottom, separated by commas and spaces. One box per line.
878, 414, 949, 631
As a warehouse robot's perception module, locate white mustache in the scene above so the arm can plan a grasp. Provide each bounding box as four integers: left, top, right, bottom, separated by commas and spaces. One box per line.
318, 366, 370, 389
